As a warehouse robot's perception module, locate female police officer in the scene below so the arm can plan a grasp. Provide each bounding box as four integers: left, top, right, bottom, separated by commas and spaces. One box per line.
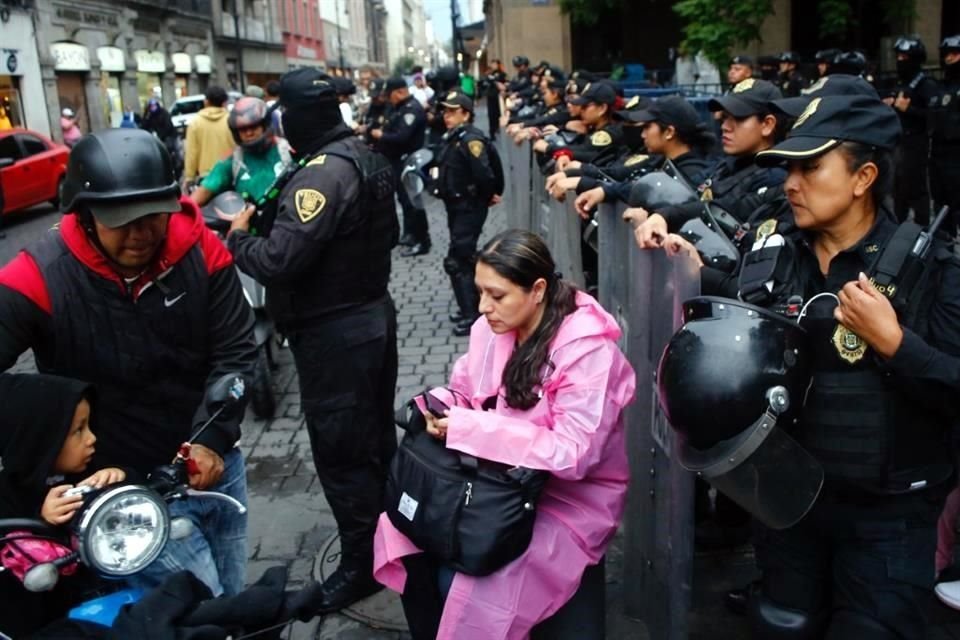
718, 94, 960, 638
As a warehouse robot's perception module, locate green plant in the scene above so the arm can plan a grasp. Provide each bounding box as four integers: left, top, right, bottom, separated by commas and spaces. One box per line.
673, 0, 774, 70
393, 55, 416, 76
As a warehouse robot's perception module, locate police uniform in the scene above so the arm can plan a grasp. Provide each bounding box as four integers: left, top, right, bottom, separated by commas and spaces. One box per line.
931, 35, 960, 235
377, 77, 430, 254
777, 52, 807, 98
889, 37, 940, 226
547, 81, 625, 167
737, 95, 960, 639
361, 78, 388, 147
228, 68, 399, 613
482, 64, 508, 139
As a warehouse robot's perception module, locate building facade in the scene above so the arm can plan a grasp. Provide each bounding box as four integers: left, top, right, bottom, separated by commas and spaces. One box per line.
211, 0, 285, 91
278, 0, 325, 71
1, 3, 49, 135
483, 0, 572, 74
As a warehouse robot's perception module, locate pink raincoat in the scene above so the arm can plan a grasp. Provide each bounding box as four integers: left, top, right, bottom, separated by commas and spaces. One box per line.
374, 291, 636, 639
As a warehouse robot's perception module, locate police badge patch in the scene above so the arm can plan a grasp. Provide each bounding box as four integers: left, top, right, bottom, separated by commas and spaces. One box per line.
832, 323, 867, 364
468, 140, 485, 158
624, 154, 649, 167
404, 113, 416, 126
590, 130, 612, 146
295, 189, 326, 223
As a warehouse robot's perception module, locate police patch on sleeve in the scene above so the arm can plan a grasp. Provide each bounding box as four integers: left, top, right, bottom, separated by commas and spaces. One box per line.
623, 153, 649, 167
590, 130, 612, 146
404, 113, 416, 126
294, 189, 326, 223
468, 140, 485, 158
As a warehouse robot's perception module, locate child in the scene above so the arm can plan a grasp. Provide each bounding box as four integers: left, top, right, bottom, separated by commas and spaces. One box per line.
0, 373, 126, 637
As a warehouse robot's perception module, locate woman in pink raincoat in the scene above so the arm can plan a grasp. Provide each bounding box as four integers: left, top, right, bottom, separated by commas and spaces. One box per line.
373, 229, 636, 639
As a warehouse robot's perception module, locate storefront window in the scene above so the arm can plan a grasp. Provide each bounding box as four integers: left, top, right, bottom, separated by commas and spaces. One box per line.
175, 75, 189, 99
101, 72, 123, 128
136, 73, 163, 110
0, 78, 25, 129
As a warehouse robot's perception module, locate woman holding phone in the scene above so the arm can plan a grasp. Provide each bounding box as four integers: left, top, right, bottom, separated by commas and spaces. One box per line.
373, 229, 635, 640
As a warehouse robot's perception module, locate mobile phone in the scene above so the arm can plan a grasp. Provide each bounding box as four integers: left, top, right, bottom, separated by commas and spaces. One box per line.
424, 393, 450, 419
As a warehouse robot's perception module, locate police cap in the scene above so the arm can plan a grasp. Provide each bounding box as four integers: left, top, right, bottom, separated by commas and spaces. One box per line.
756, 95, 901, 166
771, 74, 879, 118
440, 90, 473, 112
279, 68, 337, 108
384, 76, 409, 94
512, 55, 529, 67
566, 77, 588, 96
369, 77, 387, 97
614, 94, 653, 121
730, 55, 753, 67
567, 81, 617, 106
544, 75, 567, 92
331, 76, 357, 97
627, 95, 701, 135
708, 79, 782, 117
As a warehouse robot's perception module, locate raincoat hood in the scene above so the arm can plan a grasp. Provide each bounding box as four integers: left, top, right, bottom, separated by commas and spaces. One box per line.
197, 106, 228, 122
0, 374, 94, 516
551, 290, 622, 349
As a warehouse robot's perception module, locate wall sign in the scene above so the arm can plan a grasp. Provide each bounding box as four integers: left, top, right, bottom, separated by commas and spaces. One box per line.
172, 53, 191, 74
194, 54, 212, 74
135, 50, 166, 73
96, 46, 125, 72
51, 42, 91, 71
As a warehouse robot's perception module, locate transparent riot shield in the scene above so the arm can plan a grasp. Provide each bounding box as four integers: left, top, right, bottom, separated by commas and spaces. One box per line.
532, 162, 550, 242
515, 143, 534, 232
537, 194, 584, 288
617, 243, 701, 639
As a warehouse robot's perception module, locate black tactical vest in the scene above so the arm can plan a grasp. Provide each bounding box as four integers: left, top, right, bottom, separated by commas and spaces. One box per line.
267, 137, 398, 328
26, 232, 211, 474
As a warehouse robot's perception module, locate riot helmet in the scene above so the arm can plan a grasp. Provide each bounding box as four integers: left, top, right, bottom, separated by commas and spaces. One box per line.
943, 35, 960, 56
512, 55, 529, 68
60, 128, 180, 225
831, 51, 867, 77
657, 296, 823, 529
228, 96, 274, 154
779, 51, 799, 64
943, 35, 960, 81
814, 48, 840, 77
894, 36, 926, 81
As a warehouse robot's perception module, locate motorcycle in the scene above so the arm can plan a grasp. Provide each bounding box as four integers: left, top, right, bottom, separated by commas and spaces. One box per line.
201, 191, 278, 419
0, 373, 248, 631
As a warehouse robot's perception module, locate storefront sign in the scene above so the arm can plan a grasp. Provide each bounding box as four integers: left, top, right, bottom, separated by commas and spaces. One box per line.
135, 50, 166, 73
297, 45, 319, 60
96, 46, 125, 73
50, 42, 91, 72
172, 53, 191, 74
2, 49, 18, 74
54, 5, 119, 28
194, 54, 212, 74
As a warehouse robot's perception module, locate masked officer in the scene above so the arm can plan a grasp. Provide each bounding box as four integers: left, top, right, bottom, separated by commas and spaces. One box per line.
433, 90, 504, 336
666, 93, 960, 639
931, 35, 960, 235
371, 77, 430, 256
884, 36, 939, 226
226, 68, 399, 615
814, 48, 840, 79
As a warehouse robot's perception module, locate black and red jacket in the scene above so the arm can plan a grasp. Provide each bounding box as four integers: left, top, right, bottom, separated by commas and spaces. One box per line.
0, 198, 257, 476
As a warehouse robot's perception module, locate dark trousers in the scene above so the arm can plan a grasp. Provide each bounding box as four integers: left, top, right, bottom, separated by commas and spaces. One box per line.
443, 199, 488, 319
752, 487, 943, 639
288, 298, 399, 570
894, 133, 932, 226
486, 95, 501, 140
392, 159, 429, 244
930, 144, 960, 236
400, 554, 606, 640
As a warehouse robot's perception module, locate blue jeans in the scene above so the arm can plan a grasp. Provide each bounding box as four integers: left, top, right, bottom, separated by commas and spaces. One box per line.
128, 447, 248, 596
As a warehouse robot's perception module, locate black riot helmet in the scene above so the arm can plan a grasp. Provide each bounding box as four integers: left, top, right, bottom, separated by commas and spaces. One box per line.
893, 35, 927, 63
831, 50, 867, 76
943, 35, 960, 55
657, 297, 822, 529
815, 48, 840, 63
779, 51, 800, 64
512, 55, 529, 68
60, 128, 180, 216
943, 35, 960, 81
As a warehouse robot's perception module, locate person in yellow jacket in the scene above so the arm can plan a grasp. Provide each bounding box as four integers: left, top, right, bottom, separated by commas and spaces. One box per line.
183, 86, 235, 186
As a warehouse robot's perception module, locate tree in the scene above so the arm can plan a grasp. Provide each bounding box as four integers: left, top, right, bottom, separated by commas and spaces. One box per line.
557, 0, 621, 26
672, 0, 774, 70
393, 56, 416, 77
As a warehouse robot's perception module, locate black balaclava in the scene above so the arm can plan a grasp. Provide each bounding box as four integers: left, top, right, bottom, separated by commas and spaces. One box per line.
896, 57, 922, 82
945, 57, 960, 83
282, 101, 349, 158
0, 373, 94, 517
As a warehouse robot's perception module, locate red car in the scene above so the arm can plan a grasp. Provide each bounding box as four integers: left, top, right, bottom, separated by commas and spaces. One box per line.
0, 128, 70, 215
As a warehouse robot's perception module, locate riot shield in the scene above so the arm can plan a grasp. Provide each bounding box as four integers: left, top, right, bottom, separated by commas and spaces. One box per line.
614, 240, 700, 640
538, 193, 585, 288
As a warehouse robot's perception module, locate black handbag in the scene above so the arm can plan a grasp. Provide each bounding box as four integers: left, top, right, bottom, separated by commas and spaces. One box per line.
385, 395, 549, 576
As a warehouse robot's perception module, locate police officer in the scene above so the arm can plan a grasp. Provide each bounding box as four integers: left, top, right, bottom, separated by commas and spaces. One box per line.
778, 51, 806, 97
433, 90, 504, 336
508, 55, 532, 94
371, 77, 430, 255
226, 68, 399, 615
736, 94, 960, 638
534, 81, 625, 171
884, 36, 939, 226
727, 55, 754, 87
357, 77, 387, 145
482, 59, 508, 140
931, 35, 960, 235
814, 48, 840, 79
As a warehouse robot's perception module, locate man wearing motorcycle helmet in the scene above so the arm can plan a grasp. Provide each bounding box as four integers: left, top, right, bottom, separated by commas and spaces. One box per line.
191, 96, 293, 208
884, 35, 940, 226
0, 129, 257, 598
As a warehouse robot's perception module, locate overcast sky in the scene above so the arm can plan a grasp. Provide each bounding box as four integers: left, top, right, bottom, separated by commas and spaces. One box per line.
423, 0, 462, 47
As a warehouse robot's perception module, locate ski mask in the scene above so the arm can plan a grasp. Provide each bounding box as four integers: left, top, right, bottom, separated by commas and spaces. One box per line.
896, 57, 922, 82
278, 68, 349, 156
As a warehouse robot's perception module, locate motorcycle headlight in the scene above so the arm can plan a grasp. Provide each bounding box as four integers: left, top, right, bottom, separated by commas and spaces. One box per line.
74, 485, 170, 577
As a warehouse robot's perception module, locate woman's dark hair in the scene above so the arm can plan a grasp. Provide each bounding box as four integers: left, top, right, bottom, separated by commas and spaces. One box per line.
668, 121, 716, 156
477, 230, 578, 410
838, 141, 894, 206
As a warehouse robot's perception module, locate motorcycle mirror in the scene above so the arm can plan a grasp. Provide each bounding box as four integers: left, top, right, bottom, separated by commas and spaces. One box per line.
23, 563, 59, 592
204, 373, 246, 414
169, 517, 194, 540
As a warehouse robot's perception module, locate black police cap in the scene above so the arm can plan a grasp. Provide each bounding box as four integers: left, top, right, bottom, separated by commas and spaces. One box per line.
730, 55, 753, 67
384, 76, 408, 94
709, 79, 782, 117
440, 90, 474, 112
567, 81, 617, 106
756, 95, 901, 166
771, 74, 879, 118
331, 76, 357, 97
544, 75, 567, 92
512, 55, 529, 67
279, 68, 336, 108
369, 77, 386, 97
627, 95, 701, 134
614, 94, 653, 121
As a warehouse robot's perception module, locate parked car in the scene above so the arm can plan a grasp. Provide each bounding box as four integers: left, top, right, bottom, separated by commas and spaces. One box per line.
0, 129, 70, 215
170, 90, 243, 133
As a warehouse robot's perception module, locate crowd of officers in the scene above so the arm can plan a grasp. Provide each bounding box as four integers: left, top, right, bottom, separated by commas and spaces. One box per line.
495, 33, 960, 639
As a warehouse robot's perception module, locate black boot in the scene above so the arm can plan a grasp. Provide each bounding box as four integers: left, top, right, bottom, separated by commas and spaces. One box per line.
398, 233, 417, 247
452, 272, 479, 337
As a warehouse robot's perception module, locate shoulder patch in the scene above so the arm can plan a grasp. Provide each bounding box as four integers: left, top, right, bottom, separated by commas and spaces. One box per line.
294, 189, 327, 223
624, 153, 649, 167
590, 130, 612, 146
468, 139, 485, 158
404, 112, 416, 126
732, 78, 756, 93
306, 154, 326, 167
